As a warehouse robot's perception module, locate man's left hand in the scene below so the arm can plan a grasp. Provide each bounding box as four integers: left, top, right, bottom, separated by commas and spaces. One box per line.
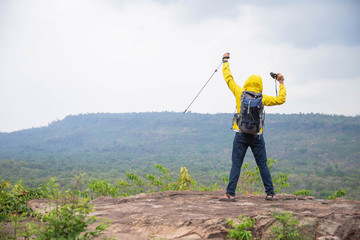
276, 73, 284, 84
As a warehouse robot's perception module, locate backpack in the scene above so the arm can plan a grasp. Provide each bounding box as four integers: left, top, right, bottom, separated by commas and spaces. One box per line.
235, 90, 264, 135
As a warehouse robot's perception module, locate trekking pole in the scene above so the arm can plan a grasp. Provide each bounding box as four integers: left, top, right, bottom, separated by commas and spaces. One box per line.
270, 72, 278, 97
183, 61, 223, 114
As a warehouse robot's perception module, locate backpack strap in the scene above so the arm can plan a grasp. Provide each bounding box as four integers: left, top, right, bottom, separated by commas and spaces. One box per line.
247, 100, 252, 114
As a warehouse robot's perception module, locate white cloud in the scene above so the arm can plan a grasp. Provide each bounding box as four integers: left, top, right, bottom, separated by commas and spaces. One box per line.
0, 0, 359, 132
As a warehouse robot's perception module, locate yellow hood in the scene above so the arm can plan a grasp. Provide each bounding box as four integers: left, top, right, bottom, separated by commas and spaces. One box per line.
243, 74, 263, 93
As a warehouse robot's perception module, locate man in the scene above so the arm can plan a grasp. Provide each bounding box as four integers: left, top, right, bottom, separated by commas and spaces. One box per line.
219, 52, 286, 201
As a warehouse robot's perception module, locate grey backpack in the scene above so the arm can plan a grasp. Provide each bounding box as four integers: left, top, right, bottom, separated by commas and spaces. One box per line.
235, 90, 264, 135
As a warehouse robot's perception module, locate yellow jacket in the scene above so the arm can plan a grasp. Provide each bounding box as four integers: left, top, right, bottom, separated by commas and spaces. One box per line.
223, 62, 287, 130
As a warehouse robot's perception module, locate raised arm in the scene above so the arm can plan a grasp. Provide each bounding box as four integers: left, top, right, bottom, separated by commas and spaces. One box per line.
222, 53, 243, 96
262, 73, 287, 106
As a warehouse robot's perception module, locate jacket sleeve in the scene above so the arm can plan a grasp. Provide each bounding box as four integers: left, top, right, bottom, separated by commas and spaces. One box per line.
262, 84, 287, 106
222, 62, 243, 96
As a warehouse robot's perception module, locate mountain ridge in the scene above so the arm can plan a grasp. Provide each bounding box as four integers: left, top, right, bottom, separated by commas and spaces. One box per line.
0, 112, 359, 199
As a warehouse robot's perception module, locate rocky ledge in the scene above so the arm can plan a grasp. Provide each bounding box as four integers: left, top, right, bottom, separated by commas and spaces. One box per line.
72, 190, 360, 239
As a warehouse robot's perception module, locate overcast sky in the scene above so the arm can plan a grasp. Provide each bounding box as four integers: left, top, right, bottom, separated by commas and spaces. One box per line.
1, 0, 359, 132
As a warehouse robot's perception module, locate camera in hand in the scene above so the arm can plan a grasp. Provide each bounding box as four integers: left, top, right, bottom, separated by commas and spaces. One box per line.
270, 72, 277, 79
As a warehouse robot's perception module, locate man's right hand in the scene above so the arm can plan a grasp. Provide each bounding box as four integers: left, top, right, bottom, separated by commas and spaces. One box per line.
222, 52, 230, 62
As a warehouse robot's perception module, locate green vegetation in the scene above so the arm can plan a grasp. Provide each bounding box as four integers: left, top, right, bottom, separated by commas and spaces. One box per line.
326, 188, 347, 200
0, 164, 228, 239
227, 215, 255, 240
293, 189, 311, 196
0, 163, 348, 239
226, 211, 315, 240
0, 176, 113, 239
0, 112, 359, 199
236, 158, 290, 195
0, 179, 44, 220
271, 211, 313, 240
35, 175, 113, 240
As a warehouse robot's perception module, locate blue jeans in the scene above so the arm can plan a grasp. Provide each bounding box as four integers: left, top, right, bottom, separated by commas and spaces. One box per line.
227, 132, 274, 196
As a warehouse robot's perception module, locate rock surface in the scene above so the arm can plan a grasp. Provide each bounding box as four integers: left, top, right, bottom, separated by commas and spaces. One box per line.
81, 190, 360, 240
26, 190, 360, 239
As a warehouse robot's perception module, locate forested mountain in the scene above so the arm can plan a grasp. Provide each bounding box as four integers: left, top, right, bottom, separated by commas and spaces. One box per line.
0, 112, 359, 199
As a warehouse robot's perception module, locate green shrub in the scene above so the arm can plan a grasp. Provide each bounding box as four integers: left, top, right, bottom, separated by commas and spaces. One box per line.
236, 158, 290, 194
293, 189, 311, 196
1, 175, 114, 240
87, 179, 131, 198
273, 173, 290, 193
271, 211, 312, 240
227, 215, 255, 240
0, 179, 44, 219
38, 197, 111, 239
327, 188, 346, 200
